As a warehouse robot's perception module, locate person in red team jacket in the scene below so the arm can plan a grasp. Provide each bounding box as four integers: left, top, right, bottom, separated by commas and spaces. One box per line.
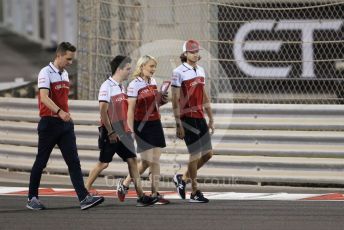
27, 42, 104, 210
171, 40, 214, 203
117, 55, 170, 205
85, 55, 157, 207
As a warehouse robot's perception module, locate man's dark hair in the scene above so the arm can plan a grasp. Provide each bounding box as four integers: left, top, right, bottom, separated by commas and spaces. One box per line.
110, 55, 132, 75
56, 42, 76, 55
180, 53, 187, 63
179, 52, 201, 63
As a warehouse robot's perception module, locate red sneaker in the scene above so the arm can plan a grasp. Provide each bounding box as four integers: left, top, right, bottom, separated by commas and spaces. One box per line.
116, 178, 129, 202
154, 192, 170, 205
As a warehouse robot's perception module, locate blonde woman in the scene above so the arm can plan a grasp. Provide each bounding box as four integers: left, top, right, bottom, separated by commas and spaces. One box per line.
117, 55, 170, 205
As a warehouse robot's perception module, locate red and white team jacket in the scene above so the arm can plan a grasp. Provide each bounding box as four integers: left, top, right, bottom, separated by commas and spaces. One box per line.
37, 62, 70, 117
98, 77, 130, 132
127, 77, 160, 121
171, 62, 206, 119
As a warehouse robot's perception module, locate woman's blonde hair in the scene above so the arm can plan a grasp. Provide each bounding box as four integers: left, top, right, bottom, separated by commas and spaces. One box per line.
132, 55, 157, 77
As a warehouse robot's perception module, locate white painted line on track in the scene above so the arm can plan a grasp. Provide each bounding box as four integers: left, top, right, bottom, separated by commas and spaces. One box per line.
1, 186, 343, 201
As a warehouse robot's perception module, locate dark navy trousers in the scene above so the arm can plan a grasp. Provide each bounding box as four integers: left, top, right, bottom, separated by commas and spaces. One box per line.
28, 117, 88, 201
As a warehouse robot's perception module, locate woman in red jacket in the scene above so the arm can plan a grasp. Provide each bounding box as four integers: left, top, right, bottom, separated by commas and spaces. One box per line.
117, 55, 170, 205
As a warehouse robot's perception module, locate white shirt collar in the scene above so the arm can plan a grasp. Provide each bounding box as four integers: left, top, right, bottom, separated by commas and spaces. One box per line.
108, 76, 122, 86
183, 62, 198, 70
136, 76, 152, 84
49, 62, 64, 74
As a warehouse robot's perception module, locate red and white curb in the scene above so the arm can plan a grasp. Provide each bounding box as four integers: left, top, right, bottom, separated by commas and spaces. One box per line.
1, 187, 344, 201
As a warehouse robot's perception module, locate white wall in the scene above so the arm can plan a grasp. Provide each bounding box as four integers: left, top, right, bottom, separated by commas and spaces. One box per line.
2, 0, 77, 47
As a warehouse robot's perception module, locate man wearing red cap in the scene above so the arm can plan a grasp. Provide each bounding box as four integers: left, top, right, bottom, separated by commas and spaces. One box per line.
171, 39, 214, 203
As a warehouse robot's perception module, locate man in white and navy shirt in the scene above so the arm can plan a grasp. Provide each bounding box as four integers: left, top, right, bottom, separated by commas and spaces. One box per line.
27, 42, 104, 211
85, 55, 158, 207
171, 40, 215, 203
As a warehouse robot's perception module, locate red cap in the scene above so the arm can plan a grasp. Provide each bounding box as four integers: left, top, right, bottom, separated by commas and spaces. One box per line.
182, 40, 200, 52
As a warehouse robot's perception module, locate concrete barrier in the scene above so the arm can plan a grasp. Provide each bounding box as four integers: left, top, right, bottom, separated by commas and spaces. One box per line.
1, 97, 344, 187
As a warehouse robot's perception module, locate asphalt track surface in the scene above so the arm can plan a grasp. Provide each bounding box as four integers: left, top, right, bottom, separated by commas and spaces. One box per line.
1, 172, 344, 230
1, 194, 344, 230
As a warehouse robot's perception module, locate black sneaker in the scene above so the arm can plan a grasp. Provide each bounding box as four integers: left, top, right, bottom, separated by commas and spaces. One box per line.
136, 195, 158, 207
173, 174, 186, 199
26, 197, 46, 210
80, 194, 104, 210
189, 190, 209, 203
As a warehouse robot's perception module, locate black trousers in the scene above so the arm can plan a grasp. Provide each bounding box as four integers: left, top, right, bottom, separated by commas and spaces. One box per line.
28, 117, 88, 201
